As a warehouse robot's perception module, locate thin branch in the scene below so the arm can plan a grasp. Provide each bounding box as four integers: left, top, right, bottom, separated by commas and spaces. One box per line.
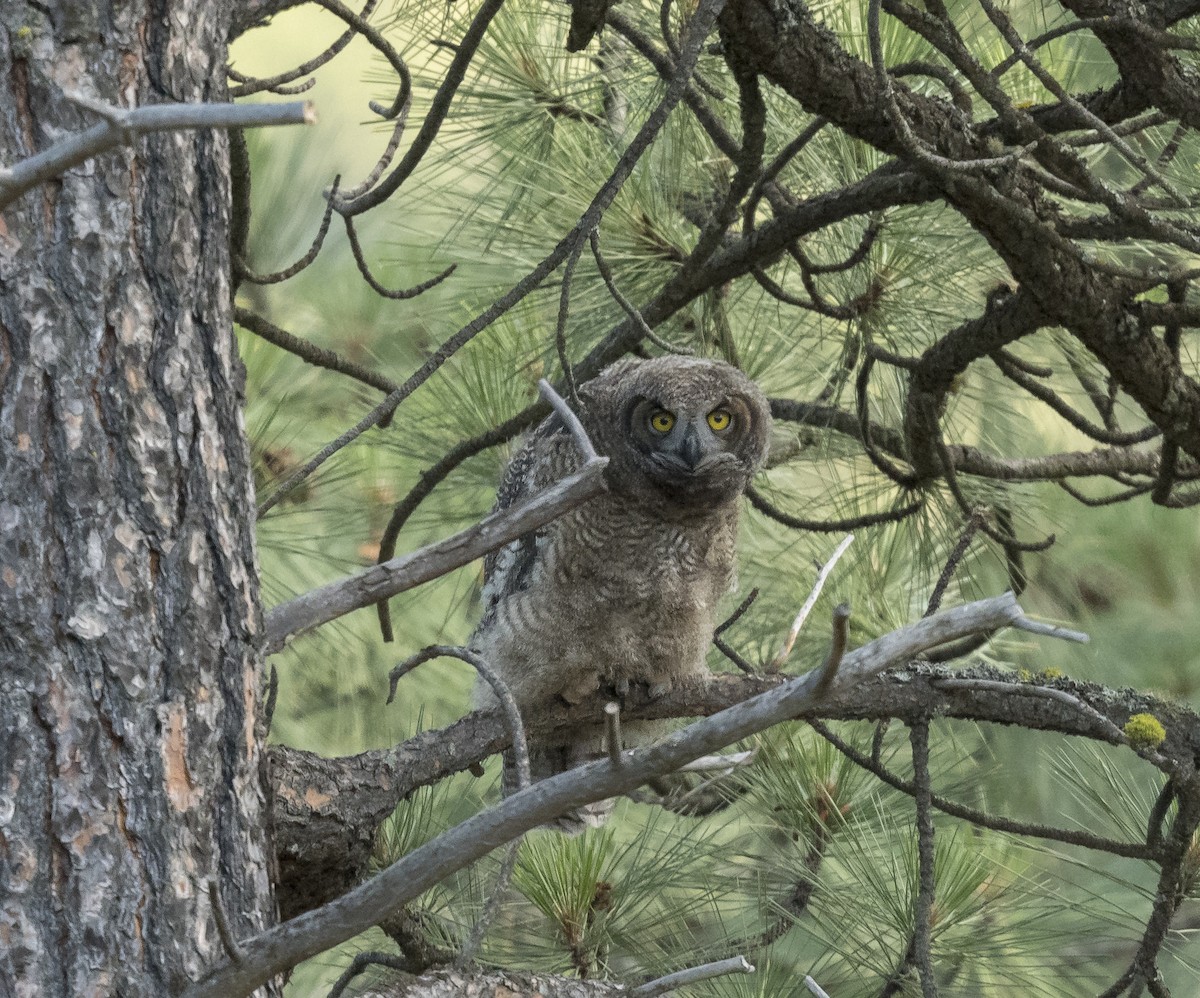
633, 956, 755, 996
991, 352, 1160, 447
810, 720, 1157, 859
590, 229, 692, 354
330, 0, 506, 214
327, 952, 413, 998
747, 484, 922, 533
978, 0, 1186, 205
867, 0, 1031, 173
388, 646, 529, 973
813, 603, 851, 698
307, 0, 411, 120
857, 353, 918, 486
228, 0, 379, 97
208, 879, 246, 965
768, 534, 855, 673
265, 459, 608, 653
1059, 480, 1155, 507
910, 720, 939, 998
1147, 780, 1176, 853
806, 975, 833, 998
388, 645, 531, 790
538, 378, 597, 462
234, 175, 339, 284
713, 588, 760, 673
924, 510, 985, 616
233, 306, 400, 397
554, 239, 587, 403
0, 100, 314, 210
604, 703, 624, 766
1101, 790, 1200, 997
934, 676, 1179, 780
376, 411, 537, 641
677, 750, 756, 772
743, 118, 827, 235
457, 840, 520, 968
934, 434, 1056, 553
344, 215, 456, 299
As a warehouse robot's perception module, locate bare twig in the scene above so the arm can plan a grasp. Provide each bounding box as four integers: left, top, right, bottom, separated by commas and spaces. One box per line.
806, 975, 833, 998
457, 839, 521, 969
207, 879, 245, 965
810, 720, 1156, 859
376, 411, 538, 641
0, 100, 314, 210
769, 534, 855, 672
924, 510, 985, 617
233, 306, 400, 397
633, 956, 755, 996
235, 176, 340, 284
812, 602, 851, 697
677, 750, 755, 772
909, 720, 939, 998
590, 229, 692, 354
604, 703, 623, 765
554, 239, 587, 403
713, 587, 760, 674
389, 645, 530, 789
538, 379, 597, 463
344, 215, 456, 299
265, 460, 608, 652
747, 486, 923, 533
229, 0, 379, 97
326, 952, 413, 998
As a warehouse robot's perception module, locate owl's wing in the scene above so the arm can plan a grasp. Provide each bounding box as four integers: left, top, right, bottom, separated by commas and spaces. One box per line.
476, 413, 582, 634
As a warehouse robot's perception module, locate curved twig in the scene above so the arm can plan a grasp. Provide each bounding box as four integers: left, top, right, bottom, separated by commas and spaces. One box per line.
229, 0, 380, 97
235, 176, 340, 284
746, 484, 922, 532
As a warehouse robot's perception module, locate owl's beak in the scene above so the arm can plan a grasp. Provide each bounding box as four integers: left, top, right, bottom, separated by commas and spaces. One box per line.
680, 425, 704, 469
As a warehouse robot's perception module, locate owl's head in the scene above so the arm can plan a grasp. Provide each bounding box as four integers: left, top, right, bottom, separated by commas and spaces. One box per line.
585, 357, 771, 509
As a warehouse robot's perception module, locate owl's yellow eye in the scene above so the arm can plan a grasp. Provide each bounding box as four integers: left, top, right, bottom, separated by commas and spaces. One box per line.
707, 410, 732, 432
649, 411, 676, 433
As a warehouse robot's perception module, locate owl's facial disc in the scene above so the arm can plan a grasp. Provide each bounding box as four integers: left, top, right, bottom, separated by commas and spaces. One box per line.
624, 395, 757, 504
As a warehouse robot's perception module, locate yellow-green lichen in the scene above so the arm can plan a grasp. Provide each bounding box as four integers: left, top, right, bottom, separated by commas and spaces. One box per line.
1124, 713, 1166, 750
1040, 667, 1063, 680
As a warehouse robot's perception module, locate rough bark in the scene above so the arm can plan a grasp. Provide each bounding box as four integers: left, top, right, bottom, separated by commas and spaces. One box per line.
0, 2, 276, 995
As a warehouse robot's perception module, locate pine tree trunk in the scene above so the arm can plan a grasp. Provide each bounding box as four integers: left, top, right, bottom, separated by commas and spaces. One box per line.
0, 3, 276, 995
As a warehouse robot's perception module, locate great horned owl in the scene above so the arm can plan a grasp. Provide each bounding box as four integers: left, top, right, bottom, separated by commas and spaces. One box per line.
471, 356, 771, 829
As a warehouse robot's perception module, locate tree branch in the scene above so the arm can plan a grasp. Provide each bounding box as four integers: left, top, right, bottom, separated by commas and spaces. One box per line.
194, 593, 1059, 997
0, 100, 313, 210
263, 459, 608, 653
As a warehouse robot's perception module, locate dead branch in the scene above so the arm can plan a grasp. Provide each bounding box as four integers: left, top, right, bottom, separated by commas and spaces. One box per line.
0, 100, 313, 210
264, 459, 608, 653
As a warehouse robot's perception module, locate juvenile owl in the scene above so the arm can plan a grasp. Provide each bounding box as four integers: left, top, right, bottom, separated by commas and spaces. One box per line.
472, 356, 771, 829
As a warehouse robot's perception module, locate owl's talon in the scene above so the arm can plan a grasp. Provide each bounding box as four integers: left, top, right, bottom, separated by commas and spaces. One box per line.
615, 678, 630, 698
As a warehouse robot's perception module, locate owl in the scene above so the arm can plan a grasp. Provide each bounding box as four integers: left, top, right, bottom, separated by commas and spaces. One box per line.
471, 356, 771, 829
